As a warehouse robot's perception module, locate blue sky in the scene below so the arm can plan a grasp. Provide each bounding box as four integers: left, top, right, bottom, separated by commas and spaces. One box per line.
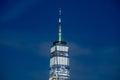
0, 0, 120, 80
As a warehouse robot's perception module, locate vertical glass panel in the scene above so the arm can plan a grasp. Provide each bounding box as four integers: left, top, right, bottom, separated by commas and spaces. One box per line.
58, 57, 68, 65
51, 46, 55, 53
50, 57, 69, 67
50, 58, 53, 67
56, 46, 69, 51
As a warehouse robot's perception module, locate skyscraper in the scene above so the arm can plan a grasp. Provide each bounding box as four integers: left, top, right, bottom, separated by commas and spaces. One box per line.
49, 9, 70, 80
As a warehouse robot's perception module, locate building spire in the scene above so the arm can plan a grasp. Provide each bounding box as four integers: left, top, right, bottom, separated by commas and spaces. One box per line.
58, 8, 62, 42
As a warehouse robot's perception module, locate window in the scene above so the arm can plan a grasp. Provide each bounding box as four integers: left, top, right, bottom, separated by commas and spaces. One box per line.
50, 57, 69, 67
58, 57, 68, 65
51, 46, 55, 53
56, 46, 68, 52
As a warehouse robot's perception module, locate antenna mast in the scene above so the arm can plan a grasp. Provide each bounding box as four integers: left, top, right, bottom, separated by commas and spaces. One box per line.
58, 8, 62, 42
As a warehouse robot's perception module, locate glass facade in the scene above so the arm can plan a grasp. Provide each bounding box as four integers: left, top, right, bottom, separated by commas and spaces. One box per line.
49, 41, 70, 80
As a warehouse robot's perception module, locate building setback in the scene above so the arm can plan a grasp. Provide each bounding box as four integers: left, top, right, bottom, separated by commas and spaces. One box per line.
49, 9, 70, 80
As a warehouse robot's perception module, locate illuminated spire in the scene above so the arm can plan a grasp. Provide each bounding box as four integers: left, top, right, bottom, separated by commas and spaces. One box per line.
59, 8, 61, 23
58, 8, 62, 42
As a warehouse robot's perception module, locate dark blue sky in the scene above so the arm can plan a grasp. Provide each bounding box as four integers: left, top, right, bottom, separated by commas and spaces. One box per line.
0, 0, 120, 80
